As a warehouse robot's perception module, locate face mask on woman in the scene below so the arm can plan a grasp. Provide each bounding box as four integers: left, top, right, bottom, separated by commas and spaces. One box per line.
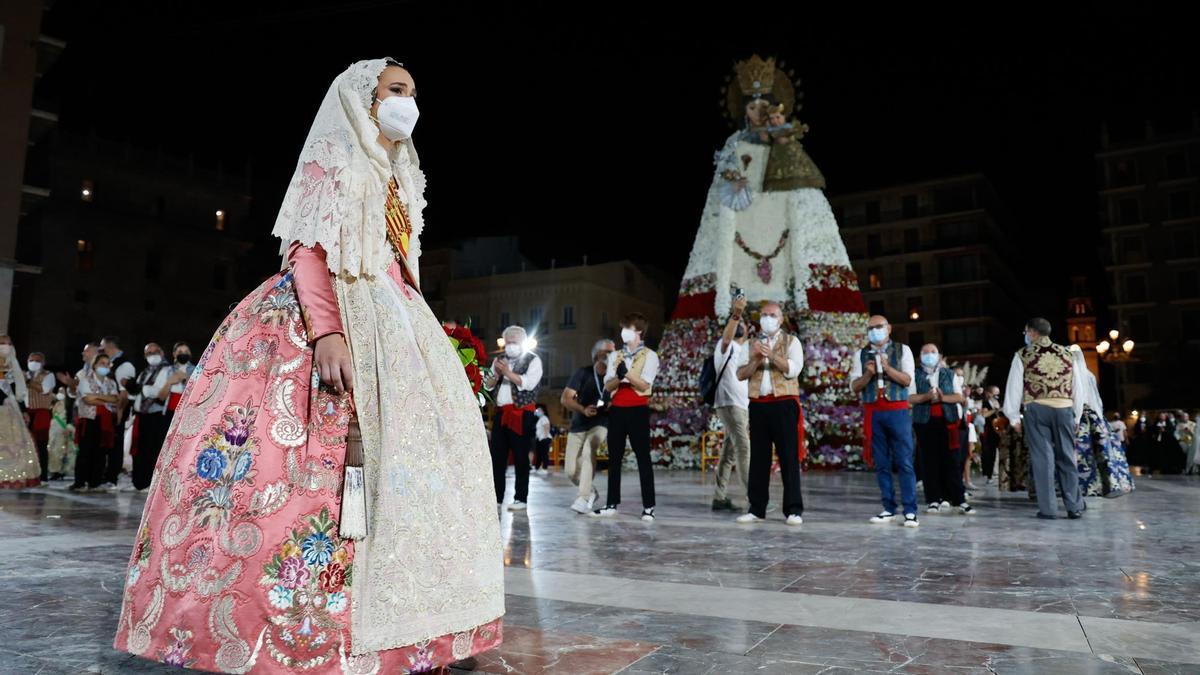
920, 352, 940, 368
96, 366, 111, 378
374, 95, 419, 141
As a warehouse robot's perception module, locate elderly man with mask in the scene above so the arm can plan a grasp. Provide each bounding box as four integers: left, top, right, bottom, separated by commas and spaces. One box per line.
1003, 317, 1084, 520
486, 325, 543, 511
850, 315, 918, 527
734, 301, 805, 526
128, 342, 174, 492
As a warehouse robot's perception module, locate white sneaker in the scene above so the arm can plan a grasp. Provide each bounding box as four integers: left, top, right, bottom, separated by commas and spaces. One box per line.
538, 468, 549, 476
102, 482, 119, 492
987, 477, 997, 485
940, 500, 952, 511
735, 513, 763, 524
903, 514, 920, 528
641, 507, 655, 522
590, 506, 618, 517
926, 503, 941, 514
588, 487, 599, 510
869, 511, 897, 524
507, 501, 527, 511
570, 497, 590, 514
959, 504, 977, 515
785, 514, 803, 526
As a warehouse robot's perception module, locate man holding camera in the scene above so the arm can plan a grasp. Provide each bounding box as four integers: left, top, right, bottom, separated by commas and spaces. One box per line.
850, 315, 918, 527
711, 295, 751, 512
561, 339, 615, 513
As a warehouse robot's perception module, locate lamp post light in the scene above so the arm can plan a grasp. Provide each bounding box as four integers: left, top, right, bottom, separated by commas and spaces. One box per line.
1096, 329, 1135, 417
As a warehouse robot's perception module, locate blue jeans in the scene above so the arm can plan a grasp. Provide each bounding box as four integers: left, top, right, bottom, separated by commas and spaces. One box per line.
872, 408, 918, 516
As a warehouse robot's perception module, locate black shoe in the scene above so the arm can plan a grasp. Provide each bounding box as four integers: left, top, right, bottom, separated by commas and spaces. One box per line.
67, 483, 84, 492
711, 498, 733, 511
1067, 510, 1083, 519
1036, 512, 1056, 520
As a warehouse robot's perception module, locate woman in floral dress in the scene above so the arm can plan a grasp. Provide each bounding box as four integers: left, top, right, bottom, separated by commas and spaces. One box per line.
115, 58, 504, 674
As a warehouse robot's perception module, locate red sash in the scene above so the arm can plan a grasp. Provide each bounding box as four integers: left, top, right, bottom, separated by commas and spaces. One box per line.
167, 392, 183, 412
28, 408, 51, 445
130, 414, 141, 456
862, 400, 909, 468
499, 403, 535, 435
751, 394, 807, 462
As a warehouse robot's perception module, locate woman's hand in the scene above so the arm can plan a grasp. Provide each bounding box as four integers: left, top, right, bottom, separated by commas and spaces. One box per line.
315, 334, 354, 395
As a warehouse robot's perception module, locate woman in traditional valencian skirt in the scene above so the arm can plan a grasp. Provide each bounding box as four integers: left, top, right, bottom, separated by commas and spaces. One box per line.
114, 58, 504, 673
1069, 349, 1134, 498
0, 337, 43, 489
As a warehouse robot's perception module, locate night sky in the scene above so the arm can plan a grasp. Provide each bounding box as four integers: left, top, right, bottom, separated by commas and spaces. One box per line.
39, 3, 1200, 324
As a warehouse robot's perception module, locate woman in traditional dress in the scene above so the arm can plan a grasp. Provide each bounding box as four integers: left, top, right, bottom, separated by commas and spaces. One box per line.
1069, 349, 1133, 498
0, 336, 43, 489
115, 58, 504, 673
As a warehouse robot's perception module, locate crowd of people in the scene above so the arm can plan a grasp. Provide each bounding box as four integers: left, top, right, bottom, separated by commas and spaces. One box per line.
0, 335, 195, 492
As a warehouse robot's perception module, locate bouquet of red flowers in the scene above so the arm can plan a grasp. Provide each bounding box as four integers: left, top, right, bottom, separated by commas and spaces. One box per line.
443, 321, 492, 407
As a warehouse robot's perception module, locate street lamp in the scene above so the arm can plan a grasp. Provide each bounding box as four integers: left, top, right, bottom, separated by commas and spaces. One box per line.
1097, 328, 1136, 416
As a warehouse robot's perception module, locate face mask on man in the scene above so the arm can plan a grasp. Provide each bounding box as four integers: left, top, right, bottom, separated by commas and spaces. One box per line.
759, 315, 781, 335
620, 328, 638, 345
504, 344, 522, 359
868, 327, 888, 344
146, 355, 163, 367
27, 361, 43, 373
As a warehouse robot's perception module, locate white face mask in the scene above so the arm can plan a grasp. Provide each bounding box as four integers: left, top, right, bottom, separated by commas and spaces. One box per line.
146, 355, 164, 367
504, 344, 522, 359
759, 315, 781, 335
56, 392, 66, 401
620, 328, 638, 345
27, 361, 43, 373
375, 96, 419, 141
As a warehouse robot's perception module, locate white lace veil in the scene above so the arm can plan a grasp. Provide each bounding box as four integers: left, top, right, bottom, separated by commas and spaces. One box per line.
271, 58, 427, 281
1071, 348, 1104, 423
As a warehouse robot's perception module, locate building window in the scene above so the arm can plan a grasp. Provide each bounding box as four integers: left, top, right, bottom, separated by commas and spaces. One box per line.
561, 305, 575, 328
906, 296, 922, 321
904, 228, 919, 252
867, 234, 881, 257
936, 220, 978, 244
1112, 159, 1138, 186
865, 200, 881, 224
530, 306, 544, 330
1168, 191, 1192, 220
902, 195, 918, 219
1173, 227, 1197, 258
1119, 234, 1144, 262
869, 300, 885, 317
215, 209, 226, 231
1165, 151, 1188, 180
944, 325, 984, 354
1123, 273, 1148, 303
933, 186, 975, 213
1177, 269, 1199, 299
1124, 312, 1151, 341
76, 239, 94, 271
1118, 197, 1141, 225
867, 268, 883, 289
905, 262, 922, 287
80, 179, 94, 202
499, 312, 510, 328
938, 254, 980, 283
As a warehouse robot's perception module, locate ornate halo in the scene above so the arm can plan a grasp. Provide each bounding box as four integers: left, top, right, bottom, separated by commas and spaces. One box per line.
719, 54, 805, 128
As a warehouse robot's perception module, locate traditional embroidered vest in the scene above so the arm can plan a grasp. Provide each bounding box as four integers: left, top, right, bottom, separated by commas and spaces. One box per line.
134, 363, 171, 414
911, 367, 960, 424
748, 332, 800, 399
26, 371, 54, 410
860, 343, 907, 403
493, 352, 540, 407
615, 347, 654, 398
1018, 338, 1073, 404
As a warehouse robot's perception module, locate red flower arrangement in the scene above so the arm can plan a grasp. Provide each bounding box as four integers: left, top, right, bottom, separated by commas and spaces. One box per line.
443, 321, 492, 406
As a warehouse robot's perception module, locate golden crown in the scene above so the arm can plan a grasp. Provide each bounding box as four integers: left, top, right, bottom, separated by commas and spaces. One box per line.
735, 55, 777, 97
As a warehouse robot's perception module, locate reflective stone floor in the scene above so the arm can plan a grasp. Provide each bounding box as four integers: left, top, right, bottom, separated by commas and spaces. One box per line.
2, 469, 1198, 674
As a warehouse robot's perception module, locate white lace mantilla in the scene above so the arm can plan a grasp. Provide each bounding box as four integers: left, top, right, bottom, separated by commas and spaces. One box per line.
272, 58, 427, 283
